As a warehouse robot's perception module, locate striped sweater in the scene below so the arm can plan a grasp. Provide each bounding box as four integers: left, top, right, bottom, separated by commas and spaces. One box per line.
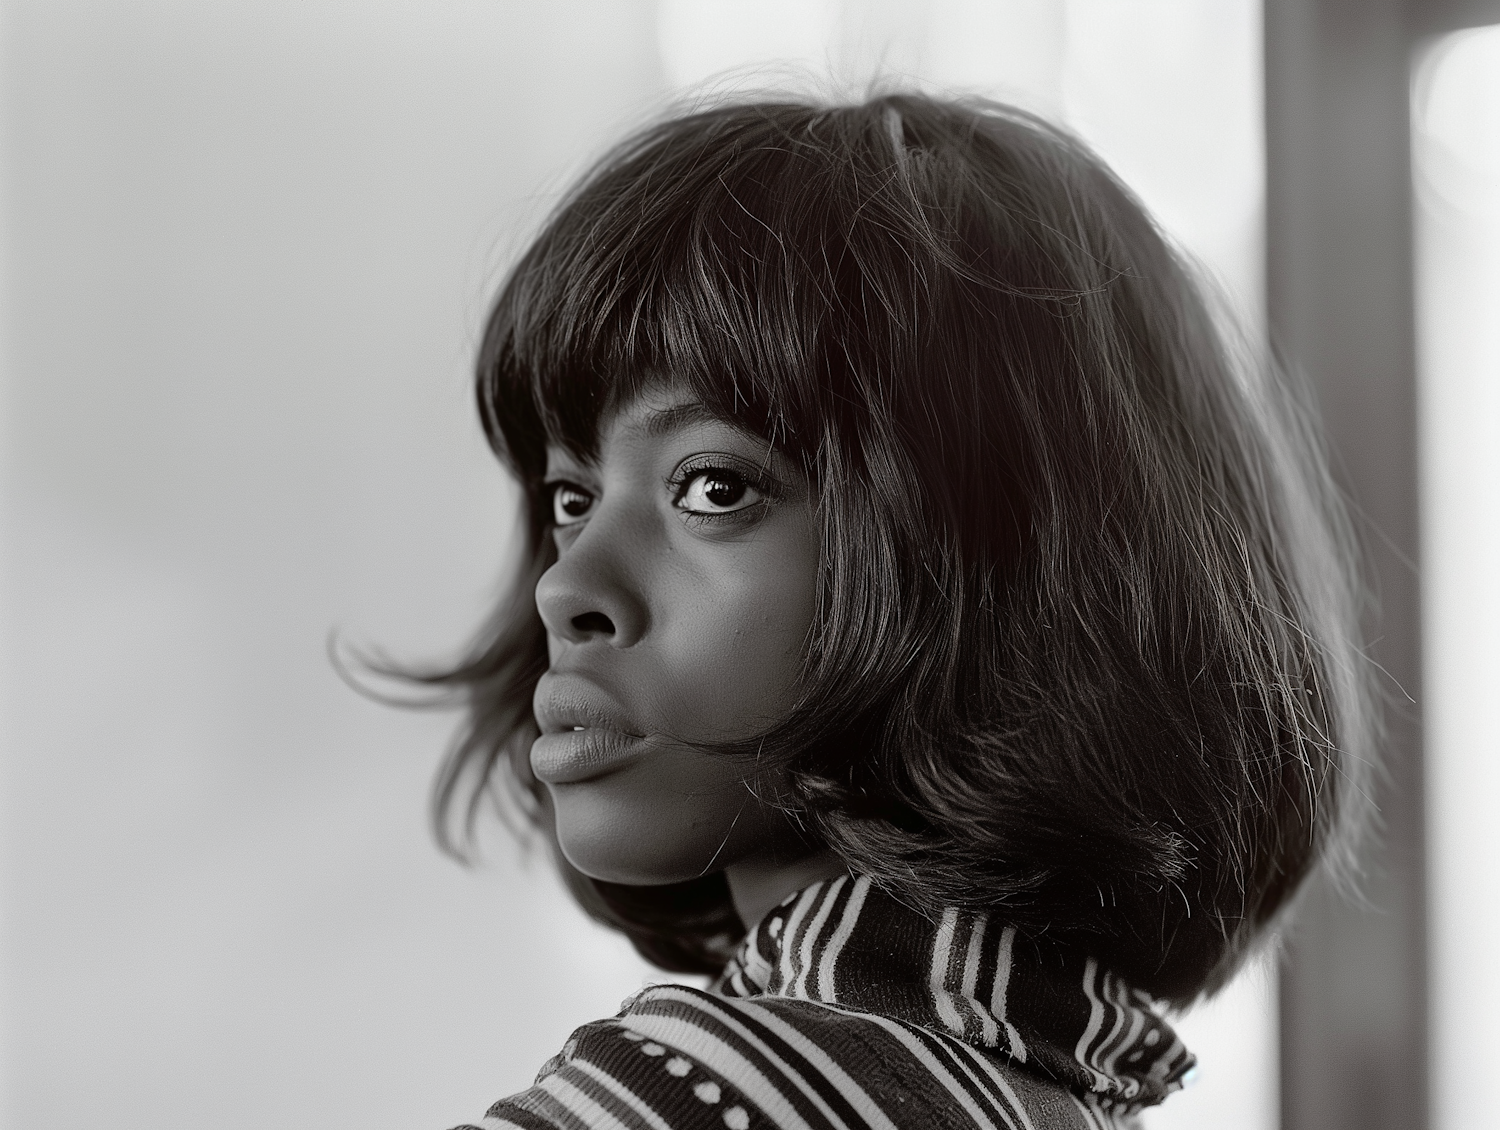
458, 875, 1194, 1130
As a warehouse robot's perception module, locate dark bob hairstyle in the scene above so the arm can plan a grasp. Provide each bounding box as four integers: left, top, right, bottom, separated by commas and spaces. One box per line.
423, 93, 1374, 1006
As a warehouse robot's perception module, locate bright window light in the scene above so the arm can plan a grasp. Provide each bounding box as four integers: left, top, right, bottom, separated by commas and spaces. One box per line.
1414, 23, 1500, 1130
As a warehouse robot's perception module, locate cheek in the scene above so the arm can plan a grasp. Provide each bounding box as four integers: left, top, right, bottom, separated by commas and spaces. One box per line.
653, 537, 819, 741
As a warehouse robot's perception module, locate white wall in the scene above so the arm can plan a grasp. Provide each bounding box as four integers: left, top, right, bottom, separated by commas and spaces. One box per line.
0, 5, 670, 1128
1, 3, 1273, 1127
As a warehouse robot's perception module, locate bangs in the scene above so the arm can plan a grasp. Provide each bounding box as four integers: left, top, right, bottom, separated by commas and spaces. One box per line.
477, 104, 849, 481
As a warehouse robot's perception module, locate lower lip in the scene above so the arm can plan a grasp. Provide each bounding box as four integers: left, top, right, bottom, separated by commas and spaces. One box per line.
530, 728, 645, 784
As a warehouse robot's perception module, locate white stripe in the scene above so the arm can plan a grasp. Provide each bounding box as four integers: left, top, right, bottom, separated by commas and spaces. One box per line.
930, 908, 967, 1035
471, 1117, 532, 1130
729, 998, 903, 1130
814, 1002, 1003, 1130
944, 1042, 1041, 1130
793, 875, 847, 999
1074, 960, 1113, 1092
624, 990, 832, 1130
1102, 973, 1131, 1057
777, 886, 822, 994
989, 926, 1028, 1062
962, 913, 999, 1045
728, 966, 750, 997
1097, 976, 1145, 1098
570, 1058, 675, 1130
1087, 971, 1128, 1088
539, 1074, 633, 1130
743, 924, 775, 993
816, 875, 871, 1002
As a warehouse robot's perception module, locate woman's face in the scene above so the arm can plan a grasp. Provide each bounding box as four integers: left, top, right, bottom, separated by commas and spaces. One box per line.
531, 384, 820, 885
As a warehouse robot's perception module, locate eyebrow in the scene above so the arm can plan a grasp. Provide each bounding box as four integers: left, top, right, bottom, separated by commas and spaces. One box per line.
639, 400, 734, 439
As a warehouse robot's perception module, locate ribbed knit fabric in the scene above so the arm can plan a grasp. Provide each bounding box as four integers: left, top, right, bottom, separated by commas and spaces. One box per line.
456, 875, 1195, 1130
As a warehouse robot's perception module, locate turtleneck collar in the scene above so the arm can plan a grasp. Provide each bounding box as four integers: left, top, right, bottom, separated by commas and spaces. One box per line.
711, 874, 1195, 1110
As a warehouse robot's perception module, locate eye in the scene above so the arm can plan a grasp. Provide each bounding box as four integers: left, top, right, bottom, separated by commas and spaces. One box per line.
548, 482, 594, 526
675, 468, 764, 516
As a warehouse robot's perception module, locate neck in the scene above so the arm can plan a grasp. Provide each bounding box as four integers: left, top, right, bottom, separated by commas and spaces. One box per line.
724, 847, 849, 933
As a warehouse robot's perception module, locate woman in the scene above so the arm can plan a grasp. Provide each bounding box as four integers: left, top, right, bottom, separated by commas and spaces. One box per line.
413, 92, 1373, 1128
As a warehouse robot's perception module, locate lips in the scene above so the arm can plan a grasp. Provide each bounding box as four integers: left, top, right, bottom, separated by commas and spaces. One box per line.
531, 676, 647, 784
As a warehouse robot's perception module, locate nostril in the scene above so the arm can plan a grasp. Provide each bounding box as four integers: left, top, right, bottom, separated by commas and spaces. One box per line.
571, 611, 615, 636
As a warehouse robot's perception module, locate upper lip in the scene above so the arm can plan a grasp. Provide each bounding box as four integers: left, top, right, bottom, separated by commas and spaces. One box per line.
533, 674, 645, 737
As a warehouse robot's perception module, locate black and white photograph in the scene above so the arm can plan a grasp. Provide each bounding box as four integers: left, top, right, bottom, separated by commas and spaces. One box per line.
2, 3, 1496, 1128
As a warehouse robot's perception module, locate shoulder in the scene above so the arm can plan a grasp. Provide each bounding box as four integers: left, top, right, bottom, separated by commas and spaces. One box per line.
452, 984, 1142, 1130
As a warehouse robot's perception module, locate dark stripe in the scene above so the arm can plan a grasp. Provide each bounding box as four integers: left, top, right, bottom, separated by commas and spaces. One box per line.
774, 885, 827, 996
901, 1020, 1025, 1130
552, 1060, 661, 1129
972, 917, 1001, 1034
934, 1036, 1052, 1130
823, 880, 880, 1007
507, 1085, 593, 1130
715, 997, 884, 1130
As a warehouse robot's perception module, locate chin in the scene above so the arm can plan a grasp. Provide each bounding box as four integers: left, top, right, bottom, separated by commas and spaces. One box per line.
549, 786, 732, 886
556, 834, 717, 886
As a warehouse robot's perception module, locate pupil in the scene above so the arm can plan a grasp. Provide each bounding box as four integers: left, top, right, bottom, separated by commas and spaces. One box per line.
705, 477, 743, 506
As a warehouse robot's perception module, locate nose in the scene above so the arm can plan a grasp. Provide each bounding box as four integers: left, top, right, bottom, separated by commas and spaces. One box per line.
534, 513, 650, 648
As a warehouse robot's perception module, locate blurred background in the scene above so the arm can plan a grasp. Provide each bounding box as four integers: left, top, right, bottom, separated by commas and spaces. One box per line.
0, 2, 1494, 1128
